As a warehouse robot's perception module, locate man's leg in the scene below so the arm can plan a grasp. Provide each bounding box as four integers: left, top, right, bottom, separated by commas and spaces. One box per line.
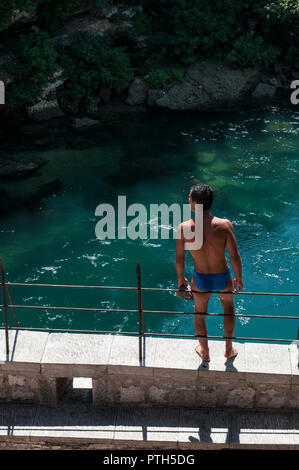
192, 277, 211, 361
218, 276, 238, 358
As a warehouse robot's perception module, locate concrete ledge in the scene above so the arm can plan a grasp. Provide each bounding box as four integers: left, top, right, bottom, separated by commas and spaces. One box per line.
0, 330, 49, 367
0, 331, 298, 409
0, 434, 297, 451
41, 332, 113, 377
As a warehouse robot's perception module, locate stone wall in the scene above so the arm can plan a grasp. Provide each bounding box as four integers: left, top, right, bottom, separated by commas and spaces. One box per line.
0, 373, 71, 404
0, 331, 298, 410
92, 369, 299, 410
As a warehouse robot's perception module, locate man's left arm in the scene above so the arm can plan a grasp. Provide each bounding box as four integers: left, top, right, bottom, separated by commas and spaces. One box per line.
175, 223, 188, 287
225, 220, 243, 293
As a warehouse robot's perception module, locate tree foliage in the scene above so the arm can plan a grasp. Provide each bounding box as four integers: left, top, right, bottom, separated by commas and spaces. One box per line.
1, 31, 58, 107
226, 34, 280, 69
57, 31, 133, 108
0, 0, 298, 110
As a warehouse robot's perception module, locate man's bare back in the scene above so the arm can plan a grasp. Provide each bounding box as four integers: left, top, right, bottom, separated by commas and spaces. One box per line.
181, 213, 232, 274
175, 184, 243, 362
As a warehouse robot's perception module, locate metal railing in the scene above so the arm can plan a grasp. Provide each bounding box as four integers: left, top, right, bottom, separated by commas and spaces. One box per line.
0, 259, 298, 362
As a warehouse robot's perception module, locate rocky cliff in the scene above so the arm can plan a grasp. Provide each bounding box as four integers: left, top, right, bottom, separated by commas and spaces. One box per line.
0, 2, 298, 124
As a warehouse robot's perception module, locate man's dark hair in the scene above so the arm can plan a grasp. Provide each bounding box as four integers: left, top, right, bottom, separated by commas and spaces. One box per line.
190, 183, 214, 211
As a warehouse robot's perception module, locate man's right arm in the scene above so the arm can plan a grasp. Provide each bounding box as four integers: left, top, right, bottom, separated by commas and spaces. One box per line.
225, 220, 243, 293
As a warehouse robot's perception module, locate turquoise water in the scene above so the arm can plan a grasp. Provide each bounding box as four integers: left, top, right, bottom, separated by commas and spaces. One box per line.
0, 107, 298, 343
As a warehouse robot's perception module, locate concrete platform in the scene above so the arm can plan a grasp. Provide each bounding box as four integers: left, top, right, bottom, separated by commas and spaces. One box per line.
0, 330, 298, 409
0, 330, 298, 449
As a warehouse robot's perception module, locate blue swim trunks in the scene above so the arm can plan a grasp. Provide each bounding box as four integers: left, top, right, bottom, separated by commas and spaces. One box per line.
193, 267, 231, 292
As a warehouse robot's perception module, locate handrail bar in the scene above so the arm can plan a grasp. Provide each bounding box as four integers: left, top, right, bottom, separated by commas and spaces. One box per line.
5, 281, 299, 296
1, 304, 299, 320
144, 310, 299, 320
0, 305, 138, 313
6, 282, 138, 290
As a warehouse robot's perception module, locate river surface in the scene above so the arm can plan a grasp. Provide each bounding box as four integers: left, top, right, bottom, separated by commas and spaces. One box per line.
0, 107, 298, 343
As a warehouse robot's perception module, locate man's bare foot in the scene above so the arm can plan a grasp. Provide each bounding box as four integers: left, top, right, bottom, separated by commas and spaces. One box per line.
224, 346, 238, 359
195, 344, 210, 362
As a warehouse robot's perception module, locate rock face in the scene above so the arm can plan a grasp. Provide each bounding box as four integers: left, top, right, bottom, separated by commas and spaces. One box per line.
126, 77, 148, 105
27, 99, 65, 122
10, 9, 38, 25
60, 15, 134, 37
51, 5, 138, 46
61, 17, 118, 36
41, 68, 65, 99
71, 117, 100, 129
92, 5, 119, 18
147, 62, 260, 111
0, 156, 45, 178
251, 82, 277, 99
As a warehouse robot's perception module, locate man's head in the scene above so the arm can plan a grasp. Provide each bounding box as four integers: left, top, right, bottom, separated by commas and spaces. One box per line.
189, 183, 214, 212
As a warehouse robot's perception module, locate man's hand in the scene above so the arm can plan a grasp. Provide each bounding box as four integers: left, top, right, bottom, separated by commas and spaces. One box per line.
178, 277, 189, 289
233, 277, 243, 293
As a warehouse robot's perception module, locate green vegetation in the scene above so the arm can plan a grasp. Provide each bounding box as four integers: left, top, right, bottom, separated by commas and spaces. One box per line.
259, 0, 299, 22
144, 66, 186, 88
2, 31, 58, 107
57, 31, 133, 109
131, 0, 299, 68
226, 35, 280, 69
0, 0, 298, 110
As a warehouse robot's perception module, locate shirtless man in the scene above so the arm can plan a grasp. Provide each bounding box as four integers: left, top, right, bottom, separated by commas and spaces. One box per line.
175, 183, 243, 362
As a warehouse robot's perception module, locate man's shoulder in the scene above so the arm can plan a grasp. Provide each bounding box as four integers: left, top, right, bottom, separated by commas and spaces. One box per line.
212, 216, 233, 230
176, 219, 193, 238
179, 219, 193, 226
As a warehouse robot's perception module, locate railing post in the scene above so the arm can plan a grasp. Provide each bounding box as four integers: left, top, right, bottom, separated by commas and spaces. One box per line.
0, 259, 9, 357
136, 262, 144, 365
